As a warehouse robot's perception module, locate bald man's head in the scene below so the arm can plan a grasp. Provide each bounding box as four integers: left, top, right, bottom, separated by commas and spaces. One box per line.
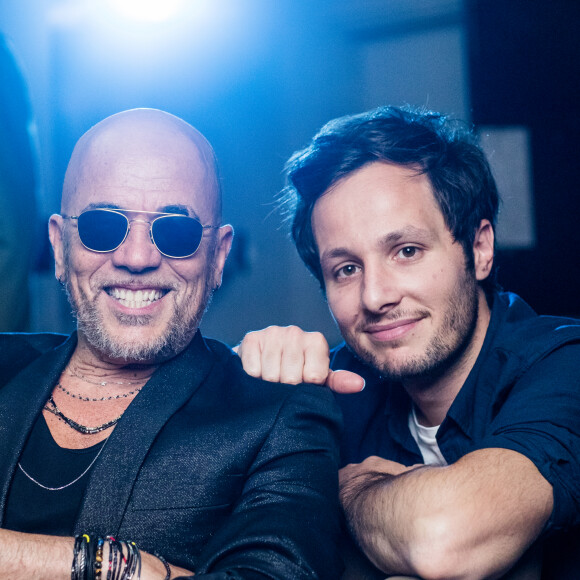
61, 108, 222, 221
49, 108, 233, 364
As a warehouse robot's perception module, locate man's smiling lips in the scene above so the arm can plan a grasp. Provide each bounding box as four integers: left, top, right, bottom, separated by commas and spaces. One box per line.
106, 286, 169, 310
363, 317, 424, 342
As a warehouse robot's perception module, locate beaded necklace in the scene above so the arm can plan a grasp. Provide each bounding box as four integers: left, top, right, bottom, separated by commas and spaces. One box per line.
44, 395, 123, 435
56, 382, 143, 402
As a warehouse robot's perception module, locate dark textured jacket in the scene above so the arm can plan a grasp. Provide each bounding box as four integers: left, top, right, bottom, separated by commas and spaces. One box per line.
0, 331, 343, 579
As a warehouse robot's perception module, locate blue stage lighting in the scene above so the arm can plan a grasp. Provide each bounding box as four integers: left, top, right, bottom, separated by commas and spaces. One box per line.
105, 0, 187, 23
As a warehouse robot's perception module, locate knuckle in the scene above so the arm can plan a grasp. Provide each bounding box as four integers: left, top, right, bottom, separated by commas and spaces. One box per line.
261, 369, 280, 383
304, 370, 328, 385
306, 331, 329, 352
282, 373, 302, 385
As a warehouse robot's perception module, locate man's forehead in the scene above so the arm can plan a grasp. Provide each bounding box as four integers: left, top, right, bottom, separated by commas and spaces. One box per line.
311, 162, 446, 242
62, 110, 220, 216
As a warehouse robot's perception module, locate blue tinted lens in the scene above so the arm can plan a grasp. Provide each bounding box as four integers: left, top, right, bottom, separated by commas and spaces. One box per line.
77, 210, 128, 252
151, 215, 204, 258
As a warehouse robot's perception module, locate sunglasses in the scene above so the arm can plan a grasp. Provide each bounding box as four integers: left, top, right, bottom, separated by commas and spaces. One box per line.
62, 208, 219, 259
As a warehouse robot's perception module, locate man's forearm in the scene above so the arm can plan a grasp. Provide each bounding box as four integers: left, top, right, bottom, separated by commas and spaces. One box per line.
0, 529, 192, 579
340, 449, 553, 580
0, 529, 73, 579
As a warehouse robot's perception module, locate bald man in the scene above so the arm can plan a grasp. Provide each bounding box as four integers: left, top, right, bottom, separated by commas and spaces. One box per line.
0, 109, 342, 579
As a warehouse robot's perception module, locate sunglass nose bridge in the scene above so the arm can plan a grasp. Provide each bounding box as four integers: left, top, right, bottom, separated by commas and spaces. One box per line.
125, 217, 156, 246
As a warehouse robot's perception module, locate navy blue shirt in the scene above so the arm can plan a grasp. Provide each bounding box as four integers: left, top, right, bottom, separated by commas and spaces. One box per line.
332, 292, 580, 578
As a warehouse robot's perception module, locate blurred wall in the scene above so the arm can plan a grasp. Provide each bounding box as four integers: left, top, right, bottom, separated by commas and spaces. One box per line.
0, 0, 576, 347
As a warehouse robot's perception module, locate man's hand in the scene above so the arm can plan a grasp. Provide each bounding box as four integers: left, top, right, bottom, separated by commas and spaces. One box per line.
339, 457, 422, 512
235, 325, 365, 393
340, 456, 421, 486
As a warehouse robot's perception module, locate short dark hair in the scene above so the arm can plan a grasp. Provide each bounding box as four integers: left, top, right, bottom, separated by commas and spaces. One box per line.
282, 105, 500, 294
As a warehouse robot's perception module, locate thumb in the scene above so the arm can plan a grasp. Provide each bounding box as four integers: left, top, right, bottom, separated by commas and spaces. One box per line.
326, 369, 365, 394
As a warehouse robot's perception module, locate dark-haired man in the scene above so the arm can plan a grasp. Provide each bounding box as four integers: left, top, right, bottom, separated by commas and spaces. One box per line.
0, 108, 343, 579
237, 106, 580, 579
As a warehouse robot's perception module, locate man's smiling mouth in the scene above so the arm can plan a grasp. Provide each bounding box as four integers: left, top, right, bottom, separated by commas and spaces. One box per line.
106, 287, 167, 309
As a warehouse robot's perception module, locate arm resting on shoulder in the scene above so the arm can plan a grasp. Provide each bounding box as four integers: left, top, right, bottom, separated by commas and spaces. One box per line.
340, 449, 552, 580
236, 325, 365, 393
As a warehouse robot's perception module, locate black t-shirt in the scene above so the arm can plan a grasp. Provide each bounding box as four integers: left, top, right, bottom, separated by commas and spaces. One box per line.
4, 414, 105, 535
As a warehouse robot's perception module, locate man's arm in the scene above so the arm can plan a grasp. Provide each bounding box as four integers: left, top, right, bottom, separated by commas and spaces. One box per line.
0, 529, 72, 579
193, 384, 344, 579
236, 326, 365, 393
339, 450, 552, 580
0, 529, 192, 579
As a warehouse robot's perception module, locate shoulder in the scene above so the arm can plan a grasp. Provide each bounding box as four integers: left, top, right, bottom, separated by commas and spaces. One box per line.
489, 292, 580, 361
0, 331, 69, 365
204, 335, 341, 418
0, 332, 70, 388
0, 331, 68, 348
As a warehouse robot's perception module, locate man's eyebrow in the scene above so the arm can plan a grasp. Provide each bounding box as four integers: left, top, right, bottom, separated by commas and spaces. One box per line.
78, 203, 198, 218
319, 226, 436, 264
319, 247, 355, 264
378, 226, 436, 246
158, 204, 192, 217
82, 202, 120, 211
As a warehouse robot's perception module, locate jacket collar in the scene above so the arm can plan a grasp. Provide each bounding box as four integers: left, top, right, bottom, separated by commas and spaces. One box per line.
0, 333, 77, 521
73, 331, 219, 534
0, 331, 219, 534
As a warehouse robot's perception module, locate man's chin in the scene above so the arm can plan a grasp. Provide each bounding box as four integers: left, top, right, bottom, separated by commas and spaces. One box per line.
85, 334, 182, 364
78, 318, 189, 364
350, 341, 420, 381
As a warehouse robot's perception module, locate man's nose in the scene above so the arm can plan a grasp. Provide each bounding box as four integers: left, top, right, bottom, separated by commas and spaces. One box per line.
360, 264, 402, 313
110, 219, 162, 272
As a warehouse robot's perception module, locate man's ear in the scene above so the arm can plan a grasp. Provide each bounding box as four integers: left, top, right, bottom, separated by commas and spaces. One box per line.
473, 219, 495, 281
211, 225, 234, 289
48, 214, 66, 283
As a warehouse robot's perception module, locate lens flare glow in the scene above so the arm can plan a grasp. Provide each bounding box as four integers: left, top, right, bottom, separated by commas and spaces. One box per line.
106, 0, 186, 22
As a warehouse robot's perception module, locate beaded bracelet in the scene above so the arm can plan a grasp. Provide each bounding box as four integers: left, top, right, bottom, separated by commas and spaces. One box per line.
154, 553, 171, 580
95, 537, 104, 580
73, 534, 143, 580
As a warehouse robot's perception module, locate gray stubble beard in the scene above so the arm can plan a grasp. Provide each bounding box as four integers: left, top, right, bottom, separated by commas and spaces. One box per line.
62, 251, 216, 364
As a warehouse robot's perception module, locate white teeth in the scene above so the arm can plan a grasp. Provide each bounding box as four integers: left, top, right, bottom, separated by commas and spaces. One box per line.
109, 288, 163, 309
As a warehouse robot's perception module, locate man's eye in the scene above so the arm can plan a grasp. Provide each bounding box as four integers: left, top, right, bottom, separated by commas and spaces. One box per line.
336, 264, 360, 278
398, 246, 418, 259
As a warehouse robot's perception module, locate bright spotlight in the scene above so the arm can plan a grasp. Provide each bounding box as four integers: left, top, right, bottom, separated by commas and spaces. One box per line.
106, 0, 187, 23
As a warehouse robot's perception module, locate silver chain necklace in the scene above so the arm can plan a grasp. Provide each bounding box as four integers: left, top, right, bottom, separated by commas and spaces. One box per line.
17, 436, 109, 491
68, 365, 151, 386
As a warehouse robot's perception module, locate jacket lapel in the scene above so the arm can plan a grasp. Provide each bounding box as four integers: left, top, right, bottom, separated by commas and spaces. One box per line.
74, 332, 220, 535
0, 335, 77, 522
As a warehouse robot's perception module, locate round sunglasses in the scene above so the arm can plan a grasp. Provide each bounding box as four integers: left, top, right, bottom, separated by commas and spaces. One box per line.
62, 208, 219, 259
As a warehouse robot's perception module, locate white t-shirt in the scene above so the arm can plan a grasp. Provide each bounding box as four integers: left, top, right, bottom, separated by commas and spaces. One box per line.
407, 406, 448, 466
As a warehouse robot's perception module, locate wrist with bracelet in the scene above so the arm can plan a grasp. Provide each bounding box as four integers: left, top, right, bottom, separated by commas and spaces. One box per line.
72, 533, 156, 580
